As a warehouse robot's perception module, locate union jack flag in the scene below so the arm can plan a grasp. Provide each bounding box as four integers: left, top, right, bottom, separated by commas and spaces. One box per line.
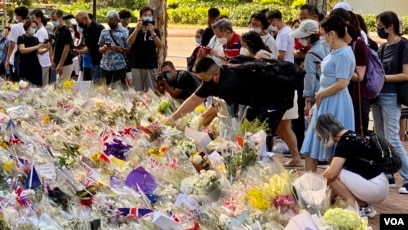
119, 127, 138, 138
10, 155, 29, 168
9, 133, 23, 145
81, 162, 100, 180
5, 119, 16, 132
117, 208, 153, 219
166, 155, 178, 169
82, 176, 97, 187
149, 158, 160, 169
99, 129, 116, 143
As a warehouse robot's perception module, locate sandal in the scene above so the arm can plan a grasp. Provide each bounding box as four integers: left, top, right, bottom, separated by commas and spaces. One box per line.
283, 160, 303, 168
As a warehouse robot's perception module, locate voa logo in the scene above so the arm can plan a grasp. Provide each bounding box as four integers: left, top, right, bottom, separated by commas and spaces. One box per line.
384, 218, 405, 226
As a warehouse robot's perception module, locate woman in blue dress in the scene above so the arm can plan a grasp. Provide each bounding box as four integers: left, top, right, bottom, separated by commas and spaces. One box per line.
301, 15, 356, 172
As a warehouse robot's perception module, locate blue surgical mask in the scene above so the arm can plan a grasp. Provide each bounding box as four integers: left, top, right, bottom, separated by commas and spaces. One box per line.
142, 16, 153, 22
377, 27, 388, 39
195, 38, 202, 44
52, 20, 60, 27
29, 28, 36, 36
165, 72, 172, 80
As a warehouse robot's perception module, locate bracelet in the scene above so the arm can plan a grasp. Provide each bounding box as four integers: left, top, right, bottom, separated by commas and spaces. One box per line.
306, 100, 311, 103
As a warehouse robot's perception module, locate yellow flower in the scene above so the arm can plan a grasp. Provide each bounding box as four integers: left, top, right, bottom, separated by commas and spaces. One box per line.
91, 152, 101, 164
0, 141, 8, 149
63, 80, 74, 89
3, 160, 15, 173
194, 105, 206, 114
43, 115, 50, 125
246, 188, 269, 210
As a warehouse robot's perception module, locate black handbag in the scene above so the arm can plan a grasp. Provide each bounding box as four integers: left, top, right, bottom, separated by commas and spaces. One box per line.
397, 82, 408, 106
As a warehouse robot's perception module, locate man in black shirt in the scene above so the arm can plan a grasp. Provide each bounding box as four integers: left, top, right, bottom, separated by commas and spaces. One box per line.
51, 9, 73, 85
75, 11, 104, 82
201, 8, 220, 47
127, 6, 163, 92
156, 61, 201, 100
169, 57, 295, 151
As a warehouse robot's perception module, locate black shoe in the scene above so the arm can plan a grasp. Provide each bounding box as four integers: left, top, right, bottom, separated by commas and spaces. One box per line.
317, 161, 329, 169
389, 177, 396, 188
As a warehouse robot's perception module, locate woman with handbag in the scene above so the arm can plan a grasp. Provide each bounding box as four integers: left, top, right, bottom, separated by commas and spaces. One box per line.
374, 11, 408, 193
98, 10, 130, 87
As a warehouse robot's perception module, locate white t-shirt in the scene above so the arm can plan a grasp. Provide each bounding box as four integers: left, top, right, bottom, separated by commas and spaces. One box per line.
8, 22, 25, 65
207, 35, 226, 66
261, 33, 278, 59
276, 26, 295, 63
36, 26, 51, 67
360, 30, 369, 46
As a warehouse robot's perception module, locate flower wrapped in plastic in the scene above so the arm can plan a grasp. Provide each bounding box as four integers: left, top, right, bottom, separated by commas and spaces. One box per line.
322, 208, 369, 230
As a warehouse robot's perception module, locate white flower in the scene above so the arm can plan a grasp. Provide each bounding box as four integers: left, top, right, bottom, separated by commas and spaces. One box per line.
191, 154, 202, 164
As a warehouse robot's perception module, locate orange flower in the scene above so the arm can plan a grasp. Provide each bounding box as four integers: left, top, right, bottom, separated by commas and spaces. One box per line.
236, 135, 244, 147
159, 145, 169, 154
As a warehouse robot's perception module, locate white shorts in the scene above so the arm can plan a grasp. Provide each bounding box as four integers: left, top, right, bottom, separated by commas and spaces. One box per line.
282, 91, 299, 120
339, 169, 388, 204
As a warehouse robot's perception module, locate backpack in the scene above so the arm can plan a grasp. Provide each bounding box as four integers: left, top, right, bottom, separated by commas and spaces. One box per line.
187, 46, 201, 72
356, 132, 402, 174
352, 40, 385, 99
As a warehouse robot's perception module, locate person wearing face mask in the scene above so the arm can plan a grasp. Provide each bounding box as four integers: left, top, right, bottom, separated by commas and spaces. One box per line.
119, 9, 134, 81
290, 20, 329, 120
187, 29, 204, 72
50, 9, 74, 85
248, 12, 277, 59
266, 10, 294, 63
30, 9, 52, 87
156, 61, 201, 100
127, 6, 163, 92
201, 8, 221, 47
98, 10, 130, 87
375, 11, 408, 194
210, 18, 241, 63
6, 6, 28, 82
17, 19, 50, 87
75, 11, 105, 82
300, 16, 356, 173
315, 113, 388, 218
168, 57, 299, 153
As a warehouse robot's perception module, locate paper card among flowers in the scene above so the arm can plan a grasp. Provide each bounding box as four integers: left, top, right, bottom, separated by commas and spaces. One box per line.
284, 211, 319, 230
152, 211, 184, 230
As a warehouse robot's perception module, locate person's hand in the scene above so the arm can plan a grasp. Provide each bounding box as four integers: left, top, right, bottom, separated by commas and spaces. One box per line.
147, 24, 155, 34
136, 20, 143, 30
56, 64, 63, 75
111, 45, 121, 52
309, 106, 315, 118
164, 116, 176, 127
304, 102, 311, 117
315, 92, 322, 108
300, 61, 305, 69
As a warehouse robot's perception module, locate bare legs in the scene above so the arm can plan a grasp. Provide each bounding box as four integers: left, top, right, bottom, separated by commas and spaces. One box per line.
277, 119, 302, 166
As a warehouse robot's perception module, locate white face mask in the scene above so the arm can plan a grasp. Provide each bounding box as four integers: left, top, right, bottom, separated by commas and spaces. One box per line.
217, 37, 227, 46
270, 26, 278, 32
299, 38, 308, 47
29, 28, 36, 36
52, 20, 60, 27
239, 47, 251, 56
322, 137, 335, 148
77, 26, 83, 33
249, 26, 262, 33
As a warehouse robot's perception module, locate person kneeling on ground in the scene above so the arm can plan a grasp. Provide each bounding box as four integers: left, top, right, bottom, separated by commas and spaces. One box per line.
315, 113, 388, 218
156, 61, 201, 101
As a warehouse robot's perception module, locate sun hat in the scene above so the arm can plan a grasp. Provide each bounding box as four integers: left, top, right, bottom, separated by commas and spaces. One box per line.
333, 2, 353, 12
289, 19, 319, 38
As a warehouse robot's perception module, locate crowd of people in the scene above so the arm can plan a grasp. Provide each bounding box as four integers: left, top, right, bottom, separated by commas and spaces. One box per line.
0, 2, 408, 219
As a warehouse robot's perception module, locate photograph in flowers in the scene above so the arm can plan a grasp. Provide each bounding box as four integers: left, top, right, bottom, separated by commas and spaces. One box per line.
0, 80, 372, 230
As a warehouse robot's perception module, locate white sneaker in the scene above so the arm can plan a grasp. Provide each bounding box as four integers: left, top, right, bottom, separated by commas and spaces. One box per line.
273, 142, 289, 153
398, 184, 408, 194
359, 205, 377, 218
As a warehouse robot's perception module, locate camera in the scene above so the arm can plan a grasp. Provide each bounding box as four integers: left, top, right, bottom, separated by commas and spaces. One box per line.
143, 20, 155, 26
157, 72, 167, 81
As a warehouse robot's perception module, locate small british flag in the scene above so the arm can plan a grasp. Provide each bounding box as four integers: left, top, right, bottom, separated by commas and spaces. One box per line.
82, 176, 97, 187
149, 158, 160, 169
166, 155, 178, 169
119, 127, 138, 138
9, 133, 23, 145
117, 208, 153, 219
81, 162, 100, 180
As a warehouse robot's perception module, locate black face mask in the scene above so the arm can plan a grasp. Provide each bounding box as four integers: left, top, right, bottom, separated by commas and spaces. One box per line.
204, 78, 218, 90
109, 23, 117, 30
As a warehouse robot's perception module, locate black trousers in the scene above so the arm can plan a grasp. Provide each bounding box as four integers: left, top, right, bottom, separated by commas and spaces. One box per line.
246, 104, 287, 152
293, 88, 305, 150
101, 68, 126, 87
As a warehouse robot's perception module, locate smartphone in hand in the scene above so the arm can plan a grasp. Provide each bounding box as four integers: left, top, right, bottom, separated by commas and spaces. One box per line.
105, 42, 111, 47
